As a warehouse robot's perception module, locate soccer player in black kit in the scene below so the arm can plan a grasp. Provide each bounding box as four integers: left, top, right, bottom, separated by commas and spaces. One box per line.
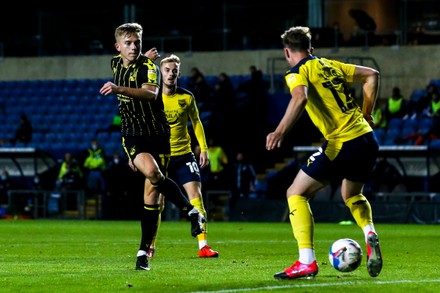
99, 22, 205, 271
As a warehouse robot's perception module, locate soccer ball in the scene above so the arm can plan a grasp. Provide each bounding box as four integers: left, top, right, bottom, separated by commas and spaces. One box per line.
328, 238, 363, 272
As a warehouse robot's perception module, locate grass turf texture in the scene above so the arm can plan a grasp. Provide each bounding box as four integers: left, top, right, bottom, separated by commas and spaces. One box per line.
0, 220, 439, 293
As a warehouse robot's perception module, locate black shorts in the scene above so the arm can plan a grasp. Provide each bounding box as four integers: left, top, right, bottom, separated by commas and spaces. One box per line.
167, 153, 201, 186
122, 136, 171, 171
301, 132, 379, 183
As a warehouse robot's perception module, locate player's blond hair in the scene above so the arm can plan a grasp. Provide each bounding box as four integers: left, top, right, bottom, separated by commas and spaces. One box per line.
114, 23, 143, 42
281, 26, 312, 52
160, 54, 181, 67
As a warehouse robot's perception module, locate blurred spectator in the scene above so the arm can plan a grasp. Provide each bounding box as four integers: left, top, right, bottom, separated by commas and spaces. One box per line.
234, 66, 270, 154
372, 99, 387, 129
82, 139, 107, 200
408, 25, 426, 45
0, 169, 11, 205
56, 152, 84, 191
187, 67, 212, 111
237, 65, 268, 96
12, 114, 32, 146
396, 89, 440, 145
420, 84, 439, 115
332, 21, 345, 48
211, 72, 236, 108
209, 72, 237, 126
384, 87, 409, 121
229, 151, 257, 211
206, 137, 229, 191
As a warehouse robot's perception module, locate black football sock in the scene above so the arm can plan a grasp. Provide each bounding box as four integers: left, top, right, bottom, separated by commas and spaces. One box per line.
139, 204, 160, 252
152, 176, 193, 212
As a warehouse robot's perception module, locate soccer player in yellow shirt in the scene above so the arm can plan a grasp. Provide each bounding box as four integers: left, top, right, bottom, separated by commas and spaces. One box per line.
266, 26, 383, 280
147, 53, 218, 258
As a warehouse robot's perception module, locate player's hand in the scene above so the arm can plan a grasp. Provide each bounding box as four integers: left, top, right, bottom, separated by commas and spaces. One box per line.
199, 152, 209, 169
145, 47, 160, 61
266, 131, 283, 151
99, 81, 117, 96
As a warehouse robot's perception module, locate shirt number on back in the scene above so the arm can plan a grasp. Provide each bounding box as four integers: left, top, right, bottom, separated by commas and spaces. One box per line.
322, 78, 352, 113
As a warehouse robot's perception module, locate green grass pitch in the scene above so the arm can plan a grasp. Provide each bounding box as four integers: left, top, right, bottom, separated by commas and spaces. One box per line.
1, 219, 439, 292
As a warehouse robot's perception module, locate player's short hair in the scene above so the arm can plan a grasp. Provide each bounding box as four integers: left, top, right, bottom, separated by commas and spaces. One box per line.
114, 23, 143, 42
160, 54, 181, 67
281, 26, 312, 52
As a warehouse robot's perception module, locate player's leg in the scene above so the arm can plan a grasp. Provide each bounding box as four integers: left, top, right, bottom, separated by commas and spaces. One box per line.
274, 169, 324, 280
343, 180, 383, 277
136, 178, 161, 271
184, 182, 219, 257
134, 153, 205, 237
340, 132, 382, 277
148, 194, 165, 258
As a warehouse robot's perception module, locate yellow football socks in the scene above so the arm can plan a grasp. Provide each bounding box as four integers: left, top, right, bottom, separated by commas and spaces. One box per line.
190, 197, 208, 247
288, 195, 314, 249
345, 194, 373, 229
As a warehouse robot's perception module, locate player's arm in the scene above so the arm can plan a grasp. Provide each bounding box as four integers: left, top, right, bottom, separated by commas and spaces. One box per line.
266, 85, 307, 150
352, 65, 380, 126
99, 82, 159, 101
188, 100, 210, 168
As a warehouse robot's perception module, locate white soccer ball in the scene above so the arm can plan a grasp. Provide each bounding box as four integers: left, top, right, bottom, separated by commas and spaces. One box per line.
328, 238, 363, 272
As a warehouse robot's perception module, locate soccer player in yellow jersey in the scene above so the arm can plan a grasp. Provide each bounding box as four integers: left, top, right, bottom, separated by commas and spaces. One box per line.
266, 26, 383, 280
147, 54, 218, 258
99, 23, 205, 271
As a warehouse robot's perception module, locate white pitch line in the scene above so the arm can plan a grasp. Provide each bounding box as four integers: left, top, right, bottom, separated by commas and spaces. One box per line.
190, 279, 440, 293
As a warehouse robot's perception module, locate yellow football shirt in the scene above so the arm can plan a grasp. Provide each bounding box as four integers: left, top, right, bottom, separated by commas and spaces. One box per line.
285, 56, 372, 143
162, 88, 208, 156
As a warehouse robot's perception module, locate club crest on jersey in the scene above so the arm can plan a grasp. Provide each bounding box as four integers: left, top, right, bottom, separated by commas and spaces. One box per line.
130, 146, 136, 156
178, 99, 186, 108
148, 70, 157, 81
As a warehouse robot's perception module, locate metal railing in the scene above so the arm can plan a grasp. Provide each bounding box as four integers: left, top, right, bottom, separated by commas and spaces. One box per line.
5, 189, 99, 220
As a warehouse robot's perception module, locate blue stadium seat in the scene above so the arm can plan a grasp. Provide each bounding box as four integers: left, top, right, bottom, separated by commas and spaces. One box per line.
32, 133, 45, 143
205, 76, 218, 88
230, 75, 245, 90
402, 118, 418, 132
104, 141, 122, 156
429, 79, 440, 91
387, 118, 403, 130
383, 128, 401, 145
400, 127, 415, 137
418, 117, 433, 131
410, 89, 426, 103
96, 131, 110, 143
429, 139, 440, 151
373, 128, 386, 145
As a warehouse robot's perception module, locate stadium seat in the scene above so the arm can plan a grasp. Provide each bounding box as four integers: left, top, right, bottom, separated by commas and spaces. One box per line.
418, 117, 433, 131
373, 128, 386, 145
383, 128, 401, 145
429, 139, 440, 150
400, 127, 415, 138
428, 79, 440, 91
410, 89, 426, 103
32, 133, 45, 143
402, 118, 418, 132
387, 118, 403, 130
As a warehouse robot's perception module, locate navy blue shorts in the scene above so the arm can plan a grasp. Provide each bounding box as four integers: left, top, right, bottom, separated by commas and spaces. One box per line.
167, 153, 201, 186
301, 132, 379, 183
